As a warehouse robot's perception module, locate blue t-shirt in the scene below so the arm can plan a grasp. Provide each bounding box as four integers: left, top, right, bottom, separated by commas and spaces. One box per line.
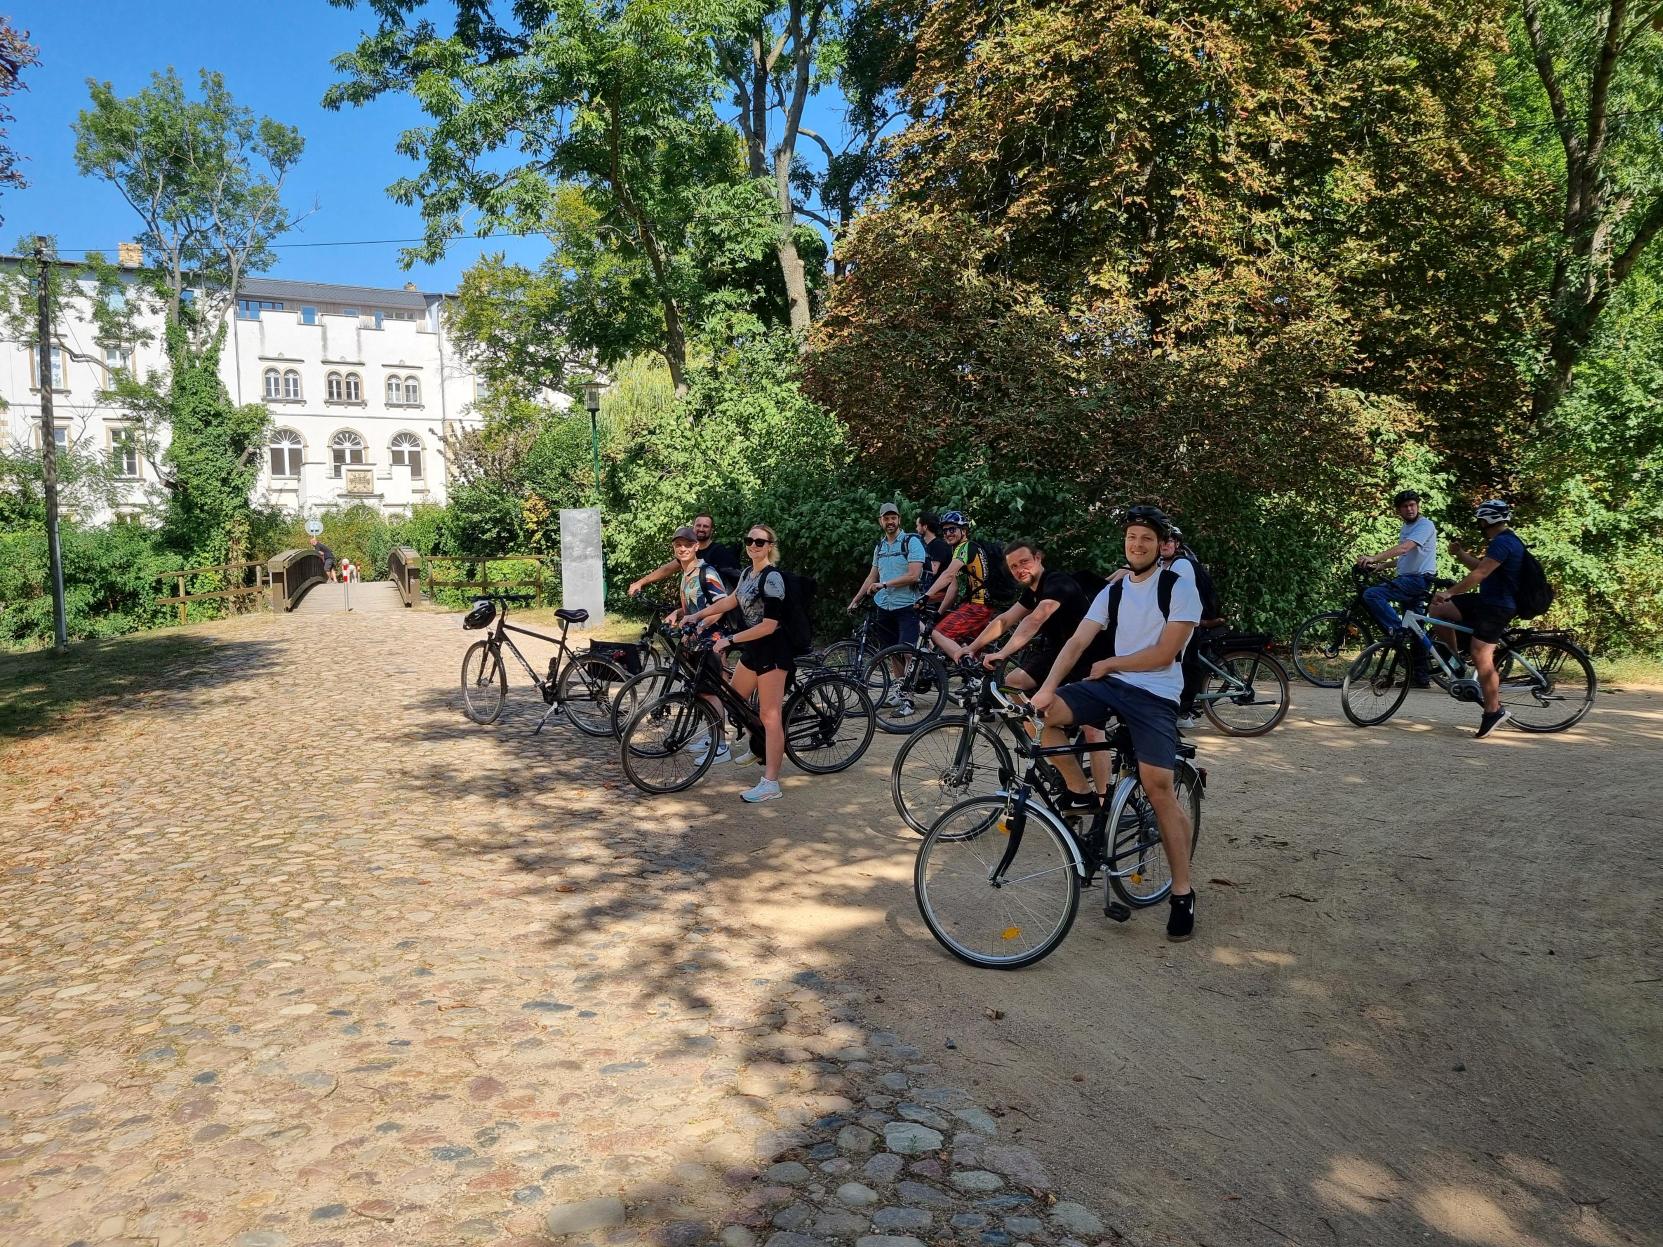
872, 533, 926, 610
1397, 516, 1437, 577
1480, 529, 1525, 613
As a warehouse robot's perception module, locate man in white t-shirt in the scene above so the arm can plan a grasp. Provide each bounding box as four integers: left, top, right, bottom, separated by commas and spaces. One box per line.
1032, 506, 1203, 941
1357, 489, 1438, 686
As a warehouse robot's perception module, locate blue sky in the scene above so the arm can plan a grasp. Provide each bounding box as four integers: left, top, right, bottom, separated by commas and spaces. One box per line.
3, 0, 850, 293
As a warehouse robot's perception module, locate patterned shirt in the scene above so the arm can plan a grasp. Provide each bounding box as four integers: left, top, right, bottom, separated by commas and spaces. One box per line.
736, 565, 787, 629
679, 560, 729, 618
952, 539, 989, 606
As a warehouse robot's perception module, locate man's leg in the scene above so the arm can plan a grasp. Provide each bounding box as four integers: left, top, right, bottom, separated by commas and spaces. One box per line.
1038, 698, 1092, 797
1083, 726, 1110, 795
1428, 597, 1463, 653
1360, 581, 1401, 635
933, 614, 968, 661
1179, 635, 1203, 716
1471, 637, 1501, 713
1138, 760, 1192, 897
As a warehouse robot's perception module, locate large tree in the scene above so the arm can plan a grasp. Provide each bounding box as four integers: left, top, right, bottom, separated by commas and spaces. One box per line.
0, 18, 40, 225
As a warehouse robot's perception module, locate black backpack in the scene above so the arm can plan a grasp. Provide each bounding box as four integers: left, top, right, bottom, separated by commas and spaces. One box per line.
972, 538, 1021, 607
1069, 567, 1111, 600
1103, 569, 1181, 649
778, 569, 817, 655
1513, 546, 1553, 620
708, 561, 746, 635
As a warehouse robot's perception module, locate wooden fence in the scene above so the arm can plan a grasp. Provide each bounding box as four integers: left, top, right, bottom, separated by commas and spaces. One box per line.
155, 561, 272, 624
421, 554, 561, 604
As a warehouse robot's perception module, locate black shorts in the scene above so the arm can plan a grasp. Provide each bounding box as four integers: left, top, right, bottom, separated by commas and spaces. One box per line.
1450, 594, 1512, 644
874, 605, 921, 650
1056, 677, 1180, 771
740, 635, 794, 677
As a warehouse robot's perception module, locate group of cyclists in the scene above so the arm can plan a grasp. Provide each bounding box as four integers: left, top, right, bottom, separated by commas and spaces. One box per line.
611, 488, 1539, 944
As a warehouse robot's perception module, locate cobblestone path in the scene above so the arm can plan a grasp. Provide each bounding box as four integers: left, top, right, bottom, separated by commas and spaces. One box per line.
1, 611, 1110, 1247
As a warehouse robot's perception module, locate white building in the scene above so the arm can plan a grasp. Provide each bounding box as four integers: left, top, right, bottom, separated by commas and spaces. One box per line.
1, 263, 494, 524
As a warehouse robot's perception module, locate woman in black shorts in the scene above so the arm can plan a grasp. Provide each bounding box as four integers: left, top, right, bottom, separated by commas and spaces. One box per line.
702, 524, 790, 803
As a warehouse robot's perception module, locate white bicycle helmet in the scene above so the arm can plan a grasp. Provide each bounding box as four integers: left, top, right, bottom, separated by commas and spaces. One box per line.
1474, 499, 1511, 525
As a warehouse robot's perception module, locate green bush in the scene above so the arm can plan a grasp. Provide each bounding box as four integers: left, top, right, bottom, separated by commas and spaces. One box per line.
0, 521, 184, 645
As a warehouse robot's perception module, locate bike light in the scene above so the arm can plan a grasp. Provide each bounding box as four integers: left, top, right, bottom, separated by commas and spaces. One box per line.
1001, 926, 1021, 941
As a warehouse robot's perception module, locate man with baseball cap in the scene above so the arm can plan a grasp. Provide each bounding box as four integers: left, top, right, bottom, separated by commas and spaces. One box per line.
1356, 489, 1439, 687
849, 503, 928, 707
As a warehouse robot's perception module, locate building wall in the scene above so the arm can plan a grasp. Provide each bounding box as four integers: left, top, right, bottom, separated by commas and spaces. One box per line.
0, 270, 489, 525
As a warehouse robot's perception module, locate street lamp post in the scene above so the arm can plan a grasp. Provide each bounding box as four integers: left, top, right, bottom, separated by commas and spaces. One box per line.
582, 381, 603, 500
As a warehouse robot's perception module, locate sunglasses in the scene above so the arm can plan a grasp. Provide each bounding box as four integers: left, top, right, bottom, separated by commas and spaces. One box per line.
745, 536, 772, 547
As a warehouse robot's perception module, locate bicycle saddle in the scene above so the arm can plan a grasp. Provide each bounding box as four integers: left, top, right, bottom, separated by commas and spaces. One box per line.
555, 608, 590, 624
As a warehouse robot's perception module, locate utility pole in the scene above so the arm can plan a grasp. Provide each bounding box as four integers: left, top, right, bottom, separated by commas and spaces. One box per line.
34, 237, 68, 654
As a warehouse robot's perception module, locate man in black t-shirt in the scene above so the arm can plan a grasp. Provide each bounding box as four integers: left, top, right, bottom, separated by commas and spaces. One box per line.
309, 535, 339, 582
916, 511, 953, 598
627, 510, 741, 597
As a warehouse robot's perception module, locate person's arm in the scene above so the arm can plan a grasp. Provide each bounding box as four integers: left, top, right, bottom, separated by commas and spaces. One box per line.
929, 555, 966, 609
893, 556, 923, 589
1435, 557, 1500, 601
1090, 619, 1195, 676
968, 603, 1031, 657
628, 558, 678, 595
850, 562, 879, 611
1359, 539, 1415, 568
716, 574, 783, 649
1031, 615, 1104, 711
687, 591, 738, 626
1447, 539, 1481, 571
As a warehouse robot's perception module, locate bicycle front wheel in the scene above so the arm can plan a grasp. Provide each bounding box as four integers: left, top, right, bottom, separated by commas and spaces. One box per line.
1291, 610, 1372, 688
558, 656, 628, 736
620, 694, 721, 794
461, 640, 506, 724
915, 797, 1080, 969
784, 674, 877, 773
610, 665, 681, 737
1340, 641, 1410, 727
1201, 650, 1291, 736
1106, 761, 1202, 907
891, 716, 1014, 835
867, 645, 950, 733
1497, 636, 1597, 733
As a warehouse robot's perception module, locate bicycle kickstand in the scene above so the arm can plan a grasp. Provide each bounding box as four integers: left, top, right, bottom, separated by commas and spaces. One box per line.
533, 700, 561, 735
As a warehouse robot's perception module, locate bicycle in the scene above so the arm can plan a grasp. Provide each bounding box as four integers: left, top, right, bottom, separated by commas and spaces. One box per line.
459, 594, 628, 736
618, 634, 876, 794
1340, 604, 1596, 732
1190, 628, 1291, 736
607, 595, 694, 736
1290, 566, 1406, 688
913, 722, 1205, 969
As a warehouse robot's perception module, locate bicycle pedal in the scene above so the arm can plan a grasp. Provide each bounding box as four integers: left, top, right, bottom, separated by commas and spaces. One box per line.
1104, 901, 1132, 923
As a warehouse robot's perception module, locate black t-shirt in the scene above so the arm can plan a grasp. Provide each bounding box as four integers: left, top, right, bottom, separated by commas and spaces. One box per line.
922, 535, 952, 591
1018, 568, 1088, 652
701, 540, 741, 575
314, 543, 335, 564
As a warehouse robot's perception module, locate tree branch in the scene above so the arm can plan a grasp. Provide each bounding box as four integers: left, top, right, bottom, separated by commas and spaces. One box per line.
1585, 0, 1628, 166
1521, 0, 1578, 165
1611, 195, 1663, 290
792, 202, 835, 229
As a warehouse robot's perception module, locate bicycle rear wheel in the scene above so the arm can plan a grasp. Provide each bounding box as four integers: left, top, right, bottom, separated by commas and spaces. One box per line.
461, 640, 506, 724
559, 656, 628, 736
867, 645, 950, 733
890, 715, 1013, 835
1290, 610, 1372, 688
1106, 761, 1202, 907
1201, 650, 1290, 736
1340, 640, 1410, 726
620, 694, 721, 794
915, 797, 1080, 969
784, 674, 876, 773
1497, 636, 1596, 733
610, 665, 681, 736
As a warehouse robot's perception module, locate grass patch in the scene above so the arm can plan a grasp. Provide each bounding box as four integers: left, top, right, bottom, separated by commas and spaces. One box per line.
1592, 653, 1663, 690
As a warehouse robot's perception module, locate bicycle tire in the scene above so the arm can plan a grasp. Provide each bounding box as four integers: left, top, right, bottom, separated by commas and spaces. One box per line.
915, 796, 1081, 970
1497, 635, 1597, 733
1106, 761, 1202, 907
818, 639, 875, 675
460, 640, 506, 724
890, 715, 1014, 835
1340, 640, 1410, 726
558, 655, 628, 737
610, 665, 682, 736
867, 645, 950, 734
620, 693, 721, 794
1201, 649, 1291, 736
1291, 610, 1373, 688
784, 674, 877, 773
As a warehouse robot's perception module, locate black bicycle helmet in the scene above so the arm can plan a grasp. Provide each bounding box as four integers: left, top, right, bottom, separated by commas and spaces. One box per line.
1392, 489, 1421, 508
462, 599, 497, 630
1166, 521, 1185, 541
1118, 504, 1172, 540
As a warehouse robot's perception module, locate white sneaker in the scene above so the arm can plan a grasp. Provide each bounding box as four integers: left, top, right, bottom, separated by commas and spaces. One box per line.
691, 737, 730, 765
741, 777, 783, 803
730, 745, 755, 766
1176, 712, 1202, 728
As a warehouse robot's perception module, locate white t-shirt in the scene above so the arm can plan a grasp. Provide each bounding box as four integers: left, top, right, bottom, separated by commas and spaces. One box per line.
1397, 516, 1437, 577
1084, 563, 1202, 704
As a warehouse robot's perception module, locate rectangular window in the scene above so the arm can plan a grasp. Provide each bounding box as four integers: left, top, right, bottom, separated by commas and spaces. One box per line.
114, 511, 140, 526
372, 310, 385, 329
301, 306, 318, 325
474, 378, 489, 400
42, 424, 69, 452
34, 345, 66, 389
109, 427, 139, 478
237, 298, 283, 320
341, 306, 359, 318
104, 344, 132, 373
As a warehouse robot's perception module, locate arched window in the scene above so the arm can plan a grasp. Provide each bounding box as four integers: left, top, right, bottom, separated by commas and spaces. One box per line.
263, 368, 281, 399
345, 372, 362, 402
270, 428, 303, 477
385, 374, 403, 404
330, 430, 366, 478
326, 372, 343, 401
282, 369, 302, 400
390, 432, 423, 479
403, 377, 420, 405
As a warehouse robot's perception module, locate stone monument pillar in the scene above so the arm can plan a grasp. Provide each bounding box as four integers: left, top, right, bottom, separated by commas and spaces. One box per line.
559, 507, 605, 627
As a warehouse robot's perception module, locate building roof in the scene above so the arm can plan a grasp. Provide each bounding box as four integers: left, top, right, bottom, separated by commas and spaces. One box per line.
238, 276, 431, 310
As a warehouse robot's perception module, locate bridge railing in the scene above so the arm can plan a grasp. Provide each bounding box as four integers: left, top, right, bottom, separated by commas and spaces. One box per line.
388, 546, 422, 607
422, 554, 561, 609
267, 548, 326, 613
155, 561, 272, 625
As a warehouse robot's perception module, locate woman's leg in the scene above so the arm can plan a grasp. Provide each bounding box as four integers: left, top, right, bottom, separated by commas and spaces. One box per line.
758, 667, 788, 781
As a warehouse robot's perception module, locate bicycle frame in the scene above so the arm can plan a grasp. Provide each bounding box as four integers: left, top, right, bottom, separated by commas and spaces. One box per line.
482, 605, 601, 732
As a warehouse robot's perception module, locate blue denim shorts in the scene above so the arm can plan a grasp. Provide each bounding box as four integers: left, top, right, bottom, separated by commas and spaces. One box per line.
1057, 676, 1180, 771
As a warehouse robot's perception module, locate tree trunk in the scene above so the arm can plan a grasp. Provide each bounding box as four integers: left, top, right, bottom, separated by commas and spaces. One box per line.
774, 151, 812, 334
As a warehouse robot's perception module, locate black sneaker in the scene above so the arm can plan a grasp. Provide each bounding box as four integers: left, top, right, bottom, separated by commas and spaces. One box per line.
1475, 707, 1510, 739
1058, 789, 1100, 812
1167, 890, 1196, 942
1410, 671, 1432, 689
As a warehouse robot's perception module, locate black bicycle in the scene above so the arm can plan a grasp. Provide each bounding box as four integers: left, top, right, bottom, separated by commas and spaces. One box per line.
1190, 628, 1291, 735
459, 594, 628, 736
606, 595, 690, 735
1290, 566, 1398, 688
914, 723, 1204, 969
618, 634, 876, 794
